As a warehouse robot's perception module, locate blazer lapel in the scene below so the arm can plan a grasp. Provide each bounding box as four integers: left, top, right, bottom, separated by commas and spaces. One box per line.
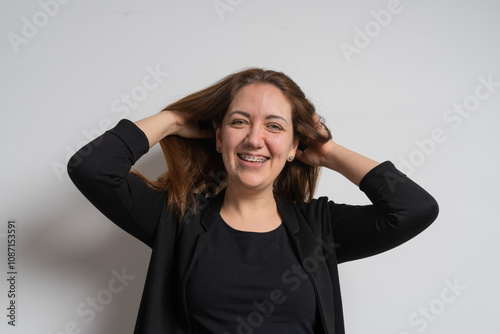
277, 198, 336, 334
176, 192, 224, 286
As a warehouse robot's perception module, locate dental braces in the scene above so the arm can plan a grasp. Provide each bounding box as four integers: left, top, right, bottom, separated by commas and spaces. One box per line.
239, 154, 268, 163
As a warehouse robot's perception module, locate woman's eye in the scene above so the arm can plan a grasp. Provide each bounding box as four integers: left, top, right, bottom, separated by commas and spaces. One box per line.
231, 120, 246, 125
268, 124, 283, 131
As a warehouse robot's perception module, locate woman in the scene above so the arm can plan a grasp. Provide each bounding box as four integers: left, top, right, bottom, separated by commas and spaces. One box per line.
68, 68, 439, 334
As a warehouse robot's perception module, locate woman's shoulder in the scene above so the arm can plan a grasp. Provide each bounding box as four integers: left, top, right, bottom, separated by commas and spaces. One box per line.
278, 196, 335, 224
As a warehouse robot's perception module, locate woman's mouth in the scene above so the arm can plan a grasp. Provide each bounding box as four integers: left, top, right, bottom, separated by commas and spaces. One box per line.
237, 154, 269, 163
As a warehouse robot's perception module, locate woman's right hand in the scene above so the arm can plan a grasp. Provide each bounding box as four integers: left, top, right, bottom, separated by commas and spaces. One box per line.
168, 110, 215, 139
134, 110, 214, 148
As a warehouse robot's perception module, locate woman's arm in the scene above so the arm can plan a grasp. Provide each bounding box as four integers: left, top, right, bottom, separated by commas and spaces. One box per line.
302, 141, 380, 186
68, 119, 163, 246
329, 161, 439, 263
67, 111, 215, 245
296, 114, 438, 262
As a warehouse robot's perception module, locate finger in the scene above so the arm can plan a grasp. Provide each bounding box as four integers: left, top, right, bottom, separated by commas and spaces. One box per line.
294, 148, 304, 162
314, 114, 330, 138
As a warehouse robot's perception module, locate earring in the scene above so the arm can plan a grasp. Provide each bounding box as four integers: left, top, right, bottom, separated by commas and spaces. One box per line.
216, 147, 221, 153
288, 156, 294, 161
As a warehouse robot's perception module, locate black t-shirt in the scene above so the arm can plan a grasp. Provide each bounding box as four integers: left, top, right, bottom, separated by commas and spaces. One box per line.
186, 217, 321, 334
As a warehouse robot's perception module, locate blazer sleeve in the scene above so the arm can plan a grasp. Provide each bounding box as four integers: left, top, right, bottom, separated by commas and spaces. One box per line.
67, 119, 166, 247
330, 161, 439, 263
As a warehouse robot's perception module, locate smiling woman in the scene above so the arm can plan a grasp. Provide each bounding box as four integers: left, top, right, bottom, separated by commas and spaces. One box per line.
132, 68, 333, 222
68, 67, 439, 334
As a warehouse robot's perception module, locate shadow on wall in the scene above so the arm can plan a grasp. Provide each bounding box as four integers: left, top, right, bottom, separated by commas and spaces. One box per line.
23, 148, 170, 333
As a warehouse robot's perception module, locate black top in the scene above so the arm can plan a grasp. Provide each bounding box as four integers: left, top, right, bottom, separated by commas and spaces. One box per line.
186, 219, 320, 334
67, 119, 439, 334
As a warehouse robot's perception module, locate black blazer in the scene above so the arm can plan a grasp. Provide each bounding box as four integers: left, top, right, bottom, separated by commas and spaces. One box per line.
68, 119, 439, 334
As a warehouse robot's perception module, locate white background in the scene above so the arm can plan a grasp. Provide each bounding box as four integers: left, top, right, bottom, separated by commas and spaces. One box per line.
1, 0, 499, 333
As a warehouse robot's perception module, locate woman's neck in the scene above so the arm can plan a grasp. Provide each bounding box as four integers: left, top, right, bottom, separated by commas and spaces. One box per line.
220, 185, 282, 232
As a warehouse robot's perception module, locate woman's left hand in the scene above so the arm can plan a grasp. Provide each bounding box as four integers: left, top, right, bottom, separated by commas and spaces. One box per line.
295, 114, 380, 186
295, 114, 337, 168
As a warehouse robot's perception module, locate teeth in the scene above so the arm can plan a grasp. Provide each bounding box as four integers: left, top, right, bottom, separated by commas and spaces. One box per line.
239, 154, 268, 163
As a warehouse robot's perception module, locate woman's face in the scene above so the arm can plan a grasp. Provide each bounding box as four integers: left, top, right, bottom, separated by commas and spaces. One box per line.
216, 83, 298, 193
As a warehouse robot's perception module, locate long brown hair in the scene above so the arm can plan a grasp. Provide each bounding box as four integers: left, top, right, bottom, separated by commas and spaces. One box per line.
132, 68, 331, 220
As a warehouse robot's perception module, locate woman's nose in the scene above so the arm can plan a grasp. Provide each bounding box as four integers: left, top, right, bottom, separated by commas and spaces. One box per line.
246, 126, 265, 148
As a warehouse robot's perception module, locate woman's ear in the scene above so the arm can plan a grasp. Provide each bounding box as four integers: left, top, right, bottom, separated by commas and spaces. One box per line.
215, 127, 222, 149
289, 138, 299, 157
